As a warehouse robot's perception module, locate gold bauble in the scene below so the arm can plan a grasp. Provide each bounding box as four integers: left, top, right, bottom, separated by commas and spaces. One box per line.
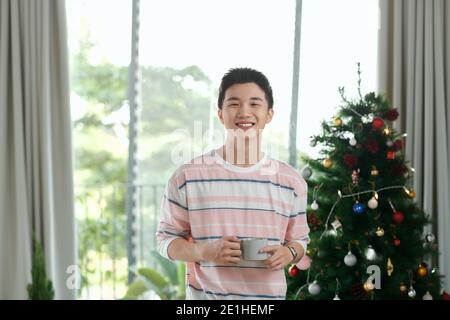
417, 265, 428, 277
363, 281, 374, 292
376, 227, 385, 237
408, 190, 416, 199
400, 283, 407, 292
334, 117, 343, 126
371, 166, 379, 176
323, 158, 333, 168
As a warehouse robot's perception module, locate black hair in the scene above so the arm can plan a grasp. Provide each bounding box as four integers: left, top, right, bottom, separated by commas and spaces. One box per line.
217, 67, 274, 109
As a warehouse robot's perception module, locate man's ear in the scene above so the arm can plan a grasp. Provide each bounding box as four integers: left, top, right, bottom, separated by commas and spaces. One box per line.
266, 108, 274, 124
217, 108, 224, 124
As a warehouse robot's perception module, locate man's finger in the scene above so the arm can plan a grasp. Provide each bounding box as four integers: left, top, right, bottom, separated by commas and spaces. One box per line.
259, 245, 279, 253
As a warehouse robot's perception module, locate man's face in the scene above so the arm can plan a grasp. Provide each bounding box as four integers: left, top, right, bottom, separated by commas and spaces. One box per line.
218, 82, 274, 137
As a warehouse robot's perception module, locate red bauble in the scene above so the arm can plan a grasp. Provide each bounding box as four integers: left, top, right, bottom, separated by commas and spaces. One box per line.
365, 139, 379, 153
372, 117, 385, 130
442, 291, 450, 300
391, 164, 408, 176
384, 108, 399, 121
393, 139, 403, 151
387, 151, 396, 160
393, 211, 405, 224
288, 265, 299, 277
393, 239, 401, 246
343, 154, 358, 169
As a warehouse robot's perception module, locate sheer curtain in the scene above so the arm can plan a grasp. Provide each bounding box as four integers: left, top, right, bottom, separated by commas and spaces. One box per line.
378, 0, 450, 292
0, 0, 76, 299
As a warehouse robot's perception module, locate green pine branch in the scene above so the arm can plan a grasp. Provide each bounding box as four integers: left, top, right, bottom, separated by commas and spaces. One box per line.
27, 234, 55, 300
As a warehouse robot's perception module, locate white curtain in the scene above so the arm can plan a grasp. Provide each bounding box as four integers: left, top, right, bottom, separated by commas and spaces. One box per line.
378, 0, 450, 292
0, 0, 76, 299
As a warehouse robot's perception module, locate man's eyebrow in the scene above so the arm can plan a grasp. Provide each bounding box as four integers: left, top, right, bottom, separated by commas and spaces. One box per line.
225, 97, 264, 102
225, 97, 240, 101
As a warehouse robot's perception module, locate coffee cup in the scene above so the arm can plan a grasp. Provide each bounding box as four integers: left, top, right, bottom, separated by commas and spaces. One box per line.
241, 238, 268, 261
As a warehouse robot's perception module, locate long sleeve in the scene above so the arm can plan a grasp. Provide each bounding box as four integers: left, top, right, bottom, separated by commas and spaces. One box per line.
156, 175, 190, 261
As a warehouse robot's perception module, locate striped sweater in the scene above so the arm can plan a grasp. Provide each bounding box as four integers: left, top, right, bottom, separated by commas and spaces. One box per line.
156, 149, 310, 300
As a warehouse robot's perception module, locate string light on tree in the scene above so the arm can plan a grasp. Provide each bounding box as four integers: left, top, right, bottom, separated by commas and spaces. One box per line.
387, 258, 394, 276
349, 137, 357, 146
323, 158, 333, 168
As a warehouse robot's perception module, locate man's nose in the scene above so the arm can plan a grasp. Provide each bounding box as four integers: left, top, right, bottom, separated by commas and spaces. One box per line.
236, 104, 252, 117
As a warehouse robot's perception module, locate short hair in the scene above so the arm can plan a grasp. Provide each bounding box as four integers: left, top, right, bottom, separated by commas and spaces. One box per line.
217, 67, 274, 109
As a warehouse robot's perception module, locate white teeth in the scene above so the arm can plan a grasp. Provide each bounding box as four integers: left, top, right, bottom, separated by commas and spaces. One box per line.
237, 123, 254, 127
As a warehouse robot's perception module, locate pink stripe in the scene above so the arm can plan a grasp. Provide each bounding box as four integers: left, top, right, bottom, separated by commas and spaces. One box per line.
188, 195, 293, 212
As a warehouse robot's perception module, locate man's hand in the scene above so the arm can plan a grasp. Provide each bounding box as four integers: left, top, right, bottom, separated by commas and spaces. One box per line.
260, 245, 293, 270
198, 236, 242, 265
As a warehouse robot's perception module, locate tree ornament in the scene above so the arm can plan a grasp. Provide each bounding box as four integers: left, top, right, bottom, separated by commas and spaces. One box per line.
334, 117, 343, 126
417, 264, 428, 277
383, 127, 391, 135
343, 154, 358, 169
399, 282, 407, 293
393, 238, 401, 246
392, 211, 405, 224
311, 200, 319, 211
365, 139, 379, 153
425, 233, 436, 243
310, 140, 317, 147
308, 281, 321, 295
301, 166, 313, 180
344, 251, 357, 267
365, 245, 377, 261
386, 139, 394, 147
408, 286, 416, 298
352, 201, 365, 215
393, 139, 403, 151
288, 264, 299, 277
375, 227, 385, 237
386, 150, 396, 160
387, 258, 394, 276
351, 169, 360, 185
323, 158, 333, 168
370, 166, 379, 176
368, 196, 378, 209
297, 255, 311, 270
408, 190, 416, 199
363, 280, 374, 292
422, 291, 433, 300
384, 108, 399, 121
333, 294, 340, 300
372, 117, 385, 130
349, 137, 357, 146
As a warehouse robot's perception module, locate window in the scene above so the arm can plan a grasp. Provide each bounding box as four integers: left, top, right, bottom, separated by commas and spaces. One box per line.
67, 0, 378, 299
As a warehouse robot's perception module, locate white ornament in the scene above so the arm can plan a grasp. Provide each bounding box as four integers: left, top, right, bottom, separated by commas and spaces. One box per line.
425, 233, 436, 243
308, 281, 321, 295
386, 139, 394, 147
368, 197, 378, 209
310, 140, 317, 147
311, 200, 319, 211
365, 245, 377, 261
301, 166, 313, 180
422, 291, 433, 300
333, 294, 340, 300
408, 287, 416, 298
349, 137, 357, 146
344, 251, 357, 267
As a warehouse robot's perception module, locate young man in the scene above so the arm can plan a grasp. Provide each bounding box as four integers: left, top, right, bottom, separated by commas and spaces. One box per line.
157, 68, 310, 300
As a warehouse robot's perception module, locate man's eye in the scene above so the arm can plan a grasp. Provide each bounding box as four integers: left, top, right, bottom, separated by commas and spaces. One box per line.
228, 104, 239, 107
251, 104, 260, 106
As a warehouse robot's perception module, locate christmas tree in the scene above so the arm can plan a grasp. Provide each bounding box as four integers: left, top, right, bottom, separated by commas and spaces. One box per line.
287, 65, 443, 300
27, 234, 55, 300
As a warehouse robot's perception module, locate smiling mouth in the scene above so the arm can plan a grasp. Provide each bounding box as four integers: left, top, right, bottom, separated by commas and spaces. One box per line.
235, 122, 256, 130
